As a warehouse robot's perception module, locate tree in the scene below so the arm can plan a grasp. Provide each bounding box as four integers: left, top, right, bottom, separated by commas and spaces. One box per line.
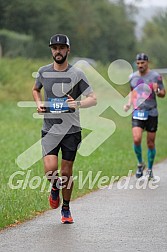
138, 10, 167, 67
0, 0, 137, 62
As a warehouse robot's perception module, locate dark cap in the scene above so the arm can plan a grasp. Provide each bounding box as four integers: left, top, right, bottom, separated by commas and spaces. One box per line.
49, 34, 70, 47
136, 53, 148, 61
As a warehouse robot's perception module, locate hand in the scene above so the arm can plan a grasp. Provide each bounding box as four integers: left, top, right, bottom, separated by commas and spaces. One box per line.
66, 95, 77, 109
123, 104, 131, 112
37, 104, 46, 113
153, 83, 159, 93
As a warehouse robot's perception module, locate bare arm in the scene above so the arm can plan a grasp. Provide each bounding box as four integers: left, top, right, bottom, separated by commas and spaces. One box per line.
124, 91, 132, 112
32, 84, 46, 113
67, 92, 97, 109
157, 89, 166, 98
79, 92, 97, 108
153, 83, 166, 98
155, 88, 166, 98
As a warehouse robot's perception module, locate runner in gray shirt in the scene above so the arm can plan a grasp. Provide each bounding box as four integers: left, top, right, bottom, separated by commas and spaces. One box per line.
32, 34, 97, 223
124, 53, 165, 180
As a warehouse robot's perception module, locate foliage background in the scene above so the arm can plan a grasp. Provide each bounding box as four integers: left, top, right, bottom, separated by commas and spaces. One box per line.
1, 0, 167, 66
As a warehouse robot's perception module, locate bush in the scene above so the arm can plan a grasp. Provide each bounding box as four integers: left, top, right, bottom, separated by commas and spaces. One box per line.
0, 29, 33, 58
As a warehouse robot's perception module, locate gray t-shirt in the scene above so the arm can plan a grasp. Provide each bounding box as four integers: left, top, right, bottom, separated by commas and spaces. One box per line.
129, 70, 165, 116
35, 63, 93, 134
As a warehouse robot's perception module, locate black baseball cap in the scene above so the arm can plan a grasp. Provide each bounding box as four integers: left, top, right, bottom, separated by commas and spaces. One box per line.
49, 34, 70, 47
136, 53, 148, 61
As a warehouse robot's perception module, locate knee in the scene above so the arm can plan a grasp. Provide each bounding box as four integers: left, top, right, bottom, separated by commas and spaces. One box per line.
147, 143, 155, 149
133, 138, 141, 146
44, 161, 58, 178
61, 168, 71, 178
147, 139, 155, 149
61, 160, 73, 178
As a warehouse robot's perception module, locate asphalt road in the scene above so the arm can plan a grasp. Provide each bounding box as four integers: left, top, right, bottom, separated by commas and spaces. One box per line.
0, 159, 167, 252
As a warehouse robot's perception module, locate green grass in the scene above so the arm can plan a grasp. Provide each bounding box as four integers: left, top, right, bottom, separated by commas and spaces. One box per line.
0, 58, 167, 230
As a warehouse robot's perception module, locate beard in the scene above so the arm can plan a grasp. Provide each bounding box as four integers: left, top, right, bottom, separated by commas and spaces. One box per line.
53, 52, 68, 64
138, 67, 145, 74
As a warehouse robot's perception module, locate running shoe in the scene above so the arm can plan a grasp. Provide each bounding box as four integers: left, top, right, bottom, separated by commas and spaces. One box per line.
49, 187, 60, 209
136, 162, 145, 178
145, 169, 154, 181
61, 208, 74, 224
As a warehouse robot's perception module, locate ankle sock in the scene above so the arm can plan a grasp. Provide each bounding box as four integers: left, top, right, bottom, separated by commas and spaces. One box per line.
51, 187, 59, 200
62, 199, 70, 210
52, 178, 61, 190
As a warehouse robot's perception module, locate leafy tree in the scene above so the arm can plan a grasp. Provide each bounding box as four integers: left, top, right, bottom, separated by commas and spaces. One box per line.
138, 10, 167, 67
88, 0, 136, 62
0, 0, 137, 62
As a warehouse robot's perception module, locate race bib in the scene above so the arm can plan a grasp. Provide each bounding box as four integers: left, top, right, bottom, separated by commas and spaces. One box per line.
133, 110, 149, 120
48, 97, 69, 113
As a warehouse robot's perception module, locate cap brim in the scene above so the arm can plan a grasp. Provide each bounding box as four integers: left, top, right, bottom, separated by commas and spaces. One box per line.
49, 43, 69, 47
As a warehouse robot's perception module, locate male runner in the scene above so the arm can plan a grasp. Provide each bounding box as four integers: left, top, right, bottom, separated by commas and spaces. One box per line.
124, 53, 165, 180
32, 34, 97, 223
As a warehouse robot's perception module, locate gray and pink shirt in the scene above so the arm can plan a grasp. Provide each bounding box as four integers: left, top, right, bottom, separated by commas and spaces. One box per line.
129, 70, 165, 117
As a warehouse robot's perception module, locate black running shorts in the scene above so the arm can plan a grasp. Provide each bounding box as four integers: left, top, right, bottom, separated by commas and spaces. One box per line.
41, 130, 82, 161
132, 116, 158, 132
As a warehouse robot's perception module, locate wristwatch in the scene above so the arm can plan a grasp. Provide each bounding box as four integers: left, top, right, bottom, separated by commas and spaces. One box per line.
155, 88, 160, 95
76, 101, 81, 108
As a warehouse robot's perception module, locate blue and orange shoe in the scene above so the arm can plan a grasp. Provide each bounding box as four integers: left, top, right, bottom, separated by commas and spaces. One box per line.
49, 187, 60, 209
61, 208, 74, 224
